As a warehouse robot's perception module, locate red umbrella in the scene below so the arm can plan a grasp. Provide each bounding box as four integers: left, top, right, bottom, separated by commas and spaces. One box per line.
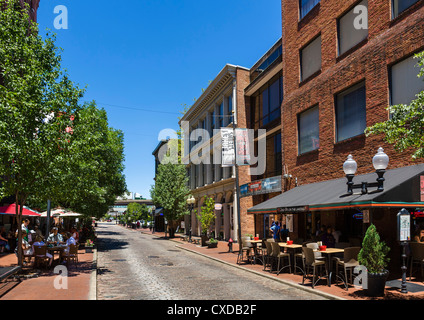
0, 203, 41, 217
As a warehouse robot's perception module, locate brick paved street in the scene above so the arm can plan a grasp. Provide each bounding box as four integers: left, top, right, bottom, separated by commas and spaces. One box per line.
96, 222, 327, 300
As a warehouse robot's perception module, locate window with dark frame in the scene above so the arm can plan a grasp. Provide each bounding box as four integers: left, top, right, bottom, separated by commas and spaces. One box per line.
337, 0, 368, 56
300, 35, 321, 82
274, 133, 282, 175
219, 103, 224, 128
392, 0, 420, 18
299, 0, 320, 19
390, 54, 424, 106
298, 105, 320, 155
261, 75, 283, 127
335, 81, 367, 142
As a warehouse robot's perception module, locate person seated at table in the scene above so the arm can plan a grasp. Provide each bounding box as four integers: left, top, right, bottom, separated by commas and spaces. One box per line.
33, 235, 53, 267
47, 227, 65, 245
15, 230, 33, 265
71, 227, 80, 243
321, 226, 336, 248
413, 228, 424, 242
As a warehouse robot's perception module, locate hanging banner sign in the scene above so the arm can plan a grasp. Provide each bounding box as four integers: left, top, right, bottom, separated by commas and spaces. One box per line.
235, 129, 251, 166
421, 176, 424, 202
221, 128, 235, 167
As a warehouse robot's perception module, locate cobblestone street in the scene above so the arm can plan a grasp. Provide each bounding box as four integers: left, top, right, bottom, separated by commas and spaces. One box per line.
96, 222, 327, 300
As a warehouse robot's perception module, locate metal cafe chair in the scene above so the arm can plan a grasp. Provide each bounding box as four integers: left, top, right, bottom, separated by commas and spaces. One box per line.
302, 247, 328, 289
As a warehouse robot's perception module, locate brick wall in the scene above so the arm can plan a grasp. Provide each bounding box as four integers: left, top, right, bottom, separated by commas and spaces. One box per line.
281, 0, 424, 186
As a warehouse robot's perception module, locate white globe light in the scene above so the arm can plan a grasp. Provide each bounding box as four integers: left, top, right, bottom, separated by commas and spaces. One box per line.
373, 147, 389, 170
343, 155, 358, 175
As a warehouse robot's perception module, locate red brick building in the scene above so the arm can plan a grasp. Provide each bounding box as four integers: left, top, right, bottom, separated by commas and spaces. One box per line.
247, 0, 424, 271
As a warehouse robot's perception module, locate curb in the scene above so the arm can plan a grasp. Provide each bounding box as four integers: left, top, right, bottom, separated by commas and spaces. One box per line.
89, 248, 97, 300
140, 229, 345, 301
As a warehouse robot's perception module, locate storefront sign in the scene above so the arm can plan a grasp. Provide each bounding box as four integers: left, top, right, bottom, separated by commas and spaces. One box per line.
363, 209, 370, 223
240, 176, 282, 198
277, 206, 309, 213
221, 128, 235, 167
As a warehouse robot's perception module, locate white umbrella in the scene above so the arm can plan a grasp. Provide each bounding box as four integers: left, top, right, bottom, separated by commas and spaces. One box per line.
61, 212, 82, 217
40, 208, 66, 217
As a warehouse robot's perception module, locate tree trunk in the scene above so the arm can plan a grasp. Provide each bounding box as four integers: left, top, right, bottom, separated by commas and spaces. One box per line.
16, 194, 23, 266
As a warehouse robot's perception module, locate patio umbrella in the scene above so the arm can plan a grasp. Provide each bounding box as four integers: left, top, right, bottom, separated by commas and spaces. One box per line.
60, 211, 82, 217
40, 208, 66, 217
0, 203, 41, 217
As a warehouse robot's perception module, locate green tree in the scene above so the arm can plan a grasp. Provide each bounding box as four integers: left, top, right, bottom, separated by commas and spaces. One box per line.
150, 163, 190, 238
196, 196, 216, 236
366, 52, 424, 159
127, 202, 149, 222
0, 0, 84, 265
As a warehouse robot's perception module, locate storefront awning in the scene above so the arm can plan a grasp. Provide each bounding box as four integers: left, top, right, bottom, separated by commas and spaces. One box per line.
247, 164, 424, 214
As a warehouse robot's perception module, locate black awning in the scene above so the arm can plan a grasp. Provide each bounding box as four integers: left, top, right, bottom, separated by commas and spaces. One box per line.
247, 164, 424, 214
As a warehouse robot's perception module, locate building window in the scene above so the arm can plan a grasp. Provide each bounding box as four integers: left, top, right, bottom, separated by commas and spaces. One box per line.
300, 0, 320, 19
261, 75, 283, 126
274, 133, 282, 174
392, 0, 419, 18
219, 103, 224, 128
298, 105, 320, 154
338, 0, 368, 56
390, 55, 424, 106
228, 95, 233, 124
300, 35, 321, 81
211, 110, 216, 133
335, 81, 366, 142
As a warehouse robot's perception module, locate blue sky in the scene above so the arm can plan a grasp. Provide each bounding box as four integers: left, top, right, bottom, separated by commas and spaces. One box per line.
37, 0, 282, 199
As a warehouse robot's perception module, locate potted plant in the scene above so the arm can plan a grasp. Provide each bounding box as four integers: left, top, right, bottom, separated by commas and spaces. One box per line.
196, 196, 216, 247
85, 239, 95, 253
206, 238, 218, 249
358, 224, 390, 297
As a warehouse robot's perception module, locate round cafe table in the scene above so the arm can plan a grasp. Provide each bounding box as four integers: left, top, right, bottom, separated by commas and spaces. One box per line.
47, 245, 67, 264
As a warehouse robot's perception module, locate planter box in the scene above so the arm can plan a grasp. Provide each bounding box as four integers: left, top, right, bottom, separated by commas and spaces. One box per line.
85, 247, 94, 253
206, 242, 218, 249
365, 271, 389, 297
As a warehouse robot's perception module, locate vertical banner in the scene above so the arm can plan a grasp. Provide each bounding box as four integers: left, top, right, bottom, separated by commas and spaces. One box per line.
221, 128, 235, 167
235, 129, 251, 166
286, 214, 294, 232
421, 176, 424, 202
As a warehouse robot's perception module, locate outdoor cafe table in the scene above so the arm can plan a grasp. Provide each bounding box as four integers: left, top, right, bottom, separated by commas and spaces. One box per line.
278, 242, 303, 274
313, 248, 345, 287
47, 245, 67, 264
246, 240, 263, 264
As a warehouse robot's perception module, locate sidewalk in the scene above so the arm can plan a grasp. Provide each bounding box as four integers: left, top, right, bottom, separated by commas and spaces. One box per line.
139, 228, 424, 301
0, 247, 96, 300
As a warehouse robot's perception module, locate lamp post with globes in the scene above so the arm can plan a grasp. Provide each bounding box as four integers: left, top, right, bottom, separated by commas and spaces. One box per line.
343, 147, 390, 195
186, 196, 195, 243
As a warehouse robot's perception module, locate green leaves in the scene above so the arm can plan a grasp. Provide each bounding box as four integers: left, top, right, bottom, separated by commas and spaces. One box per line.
196, 196, 216, 235
366, 52, 424, 159
150, 163, 190, 223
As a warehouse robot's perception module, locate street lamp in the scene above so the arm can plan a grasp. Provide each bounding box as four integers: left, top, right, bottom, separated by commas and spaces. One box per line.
187, 196, 195, 243
343, 147, 389, 195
